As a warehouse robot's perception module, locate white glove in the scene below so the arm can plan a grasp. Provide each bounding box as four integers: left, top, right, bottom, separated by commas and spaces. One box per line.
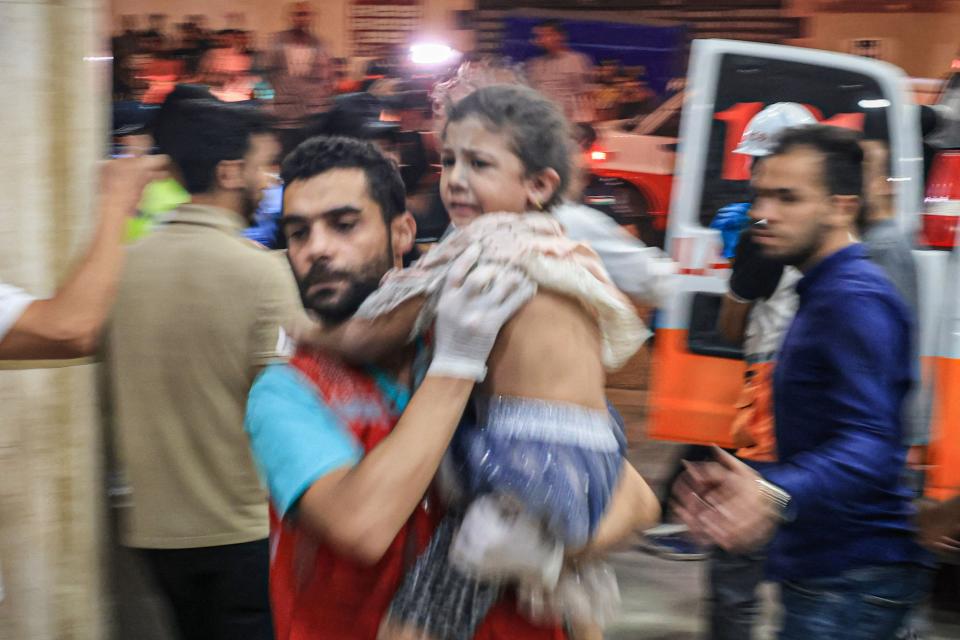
428, 245, 536, 381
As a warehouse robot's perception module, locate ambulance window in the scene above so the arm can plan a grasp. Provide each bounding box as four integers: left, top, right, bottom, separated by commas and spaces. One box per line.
698, 54, 890, 228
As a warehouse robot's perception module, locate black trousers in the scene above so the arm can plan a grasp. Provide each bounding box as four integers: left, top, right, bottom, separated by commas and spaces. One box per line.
140, 538, 273, 640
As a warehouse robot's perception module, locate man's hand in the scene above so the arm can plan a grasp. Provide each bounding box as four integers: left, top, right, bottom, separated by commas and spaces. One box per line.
429, 245, 537, 381
729, 226, 785, 302
672, 447, 781, 553
916, 498, 960, 556
98, 154, 170, 219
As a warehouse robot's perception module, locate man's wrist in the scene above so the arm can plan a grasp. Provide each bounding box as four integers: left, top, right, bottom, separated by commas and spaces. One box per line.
426, 356, 487, 382
756, 478, 793, 522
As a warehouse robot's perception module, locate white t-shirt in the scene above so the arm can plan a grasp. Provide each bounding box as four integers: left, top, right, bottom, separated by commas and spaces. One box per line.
743, 268, 800, 360
0, 282, 35, 343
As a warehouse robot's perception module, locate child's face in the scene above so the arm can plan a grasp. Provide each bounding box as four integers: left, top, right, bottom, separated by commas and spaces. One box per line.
440, 115, 533, 227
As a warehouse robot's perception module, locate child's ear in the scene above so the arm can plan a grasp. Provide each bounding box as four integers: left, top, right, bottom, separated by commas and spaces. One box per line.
526, 168, 561, 210
390, 211, 416, 265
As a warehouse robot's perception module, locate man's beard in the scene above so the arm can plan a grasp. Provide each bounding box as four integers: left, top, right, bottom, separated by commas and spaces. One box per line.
296, 244, 393, 324
762, 227, 823, 270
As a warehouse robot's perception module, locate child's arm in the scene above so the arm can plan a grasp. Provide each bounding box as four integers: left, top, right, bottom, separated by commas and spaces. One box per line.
292, 296, 425, 364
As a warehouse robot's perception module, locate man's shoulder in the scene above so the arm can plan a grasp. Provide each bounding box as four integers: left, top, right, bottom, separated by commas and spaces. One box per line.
819, 263, 911, 334
250, 363, 324, 413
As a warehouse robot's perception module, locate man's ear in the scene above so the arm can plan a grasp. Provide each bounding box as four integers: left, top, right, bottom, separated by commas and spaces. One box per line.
831, 194, 861, 231
525, 167, 561, 211
215, 159, 245, 191
390, 211, 416, 264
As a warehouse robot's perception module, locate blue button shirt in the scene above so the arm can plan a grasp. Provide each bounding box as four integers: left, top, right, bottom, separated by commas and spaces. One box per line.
763, 244, 922, 581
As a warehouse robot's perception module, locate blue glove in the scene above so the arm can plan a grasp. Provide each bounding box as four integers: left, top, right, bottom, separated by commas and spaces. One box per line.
710, 202, 752, 258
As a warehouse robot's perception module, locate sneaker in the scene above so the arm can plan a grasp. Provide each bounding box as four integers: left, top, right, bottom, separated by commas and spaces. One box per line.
635, 524, 708, 561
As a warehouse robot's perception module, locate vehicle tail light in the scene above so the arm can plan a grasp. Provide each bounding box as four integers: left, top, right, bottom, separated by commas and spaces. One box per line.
590, 149, 609, 161
926, 151, 960, 199
920, 152, 960, 249
921, 204, 960, 249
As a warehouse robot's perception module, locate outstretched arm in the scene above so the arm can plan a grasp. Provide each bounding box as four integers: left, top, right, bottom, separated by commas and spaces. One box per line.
0, 156, 169, 360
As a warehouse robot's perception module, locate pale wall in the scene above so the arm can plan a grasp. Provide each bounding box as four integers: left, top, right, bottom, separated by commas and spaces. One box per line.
0, 0, 107, 637
793, 2, 960, 78
109, 0, 475, 57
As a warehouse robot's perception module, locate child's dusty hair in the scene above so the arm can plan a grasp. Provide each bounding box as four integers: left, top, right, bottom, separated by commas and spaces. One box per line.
430, 56, 527, 122
444, 84, 573, 209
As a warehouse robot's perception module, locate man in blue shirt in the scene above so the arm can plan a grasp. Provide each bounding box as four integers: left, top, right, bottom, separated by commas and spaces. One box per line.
676, 125, 929, 639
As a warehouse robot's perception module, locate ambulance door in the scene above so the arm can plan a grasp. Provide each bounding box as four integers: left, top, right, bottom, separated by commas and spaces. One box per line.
925, 240, 960, 500
648, 39, 923, 445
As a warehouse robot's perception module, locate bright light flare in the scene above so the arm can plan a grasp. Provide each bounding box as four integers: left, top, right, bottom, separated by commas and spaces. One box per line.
410, 43, 458, 65
590, 150, 608, 161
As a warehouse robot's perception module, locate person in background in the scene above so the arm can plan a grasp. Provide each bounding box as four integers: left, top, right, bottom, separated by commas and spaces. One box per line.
112, 15, 141, 59
126, 83, 217, 243
102, 100, 302, 640
615, 69, 657, 120
859, 139, 930, 480
675, 125, 930, 640
526, 19, 595, 124
593, 60, 625, 122
147, 13, 170, 44
266, 1, 334, 157
199, 29, 256, 102
0, 156, 167, 360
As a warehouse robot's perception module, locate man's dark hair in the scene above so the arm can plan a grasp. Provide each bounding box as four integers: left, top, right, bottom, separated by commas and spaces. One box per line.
281, 136, 406, 223
151, 84, 215, 144
538, 19, 566, 37
158, 99, 274, 194
770, 124, 864, 198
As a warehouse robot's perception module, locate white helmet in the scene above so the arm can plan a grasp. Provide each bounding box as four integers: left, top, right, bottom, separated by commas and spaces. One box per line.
734, 102, 817, 157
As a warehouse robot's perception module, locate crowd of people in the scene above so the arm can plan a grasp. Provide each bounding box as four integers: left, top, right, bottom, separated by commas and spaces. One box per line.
2, 9, 960, 640
111, 11, 657, 128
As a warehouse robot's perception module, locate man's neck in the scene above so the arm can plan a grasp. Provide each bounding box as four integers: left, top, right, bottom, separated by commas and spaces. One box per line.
799, 230, 855, 273
190, 191, 243, 219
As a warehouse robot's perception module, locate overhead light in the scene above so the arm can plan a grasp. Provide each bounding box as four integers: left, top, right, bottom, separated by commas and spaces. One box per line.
858, 98, 891, 109
410, 43, 459, 65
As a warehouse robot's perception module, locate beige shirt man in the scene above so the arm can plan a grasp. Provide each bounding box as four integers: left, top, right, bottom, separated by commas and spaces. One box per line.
104, 203, 302, 549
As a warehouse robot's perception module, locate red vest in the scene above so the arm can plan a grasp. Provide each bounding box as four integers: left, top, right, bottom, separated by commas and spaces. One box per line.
269, 347, 566, 640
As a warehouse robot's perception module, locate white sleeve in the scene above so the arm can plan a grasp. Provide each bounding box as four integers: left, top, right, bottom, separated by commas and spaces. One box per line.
0, 282, 36, 343
552, 203, 677, 305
